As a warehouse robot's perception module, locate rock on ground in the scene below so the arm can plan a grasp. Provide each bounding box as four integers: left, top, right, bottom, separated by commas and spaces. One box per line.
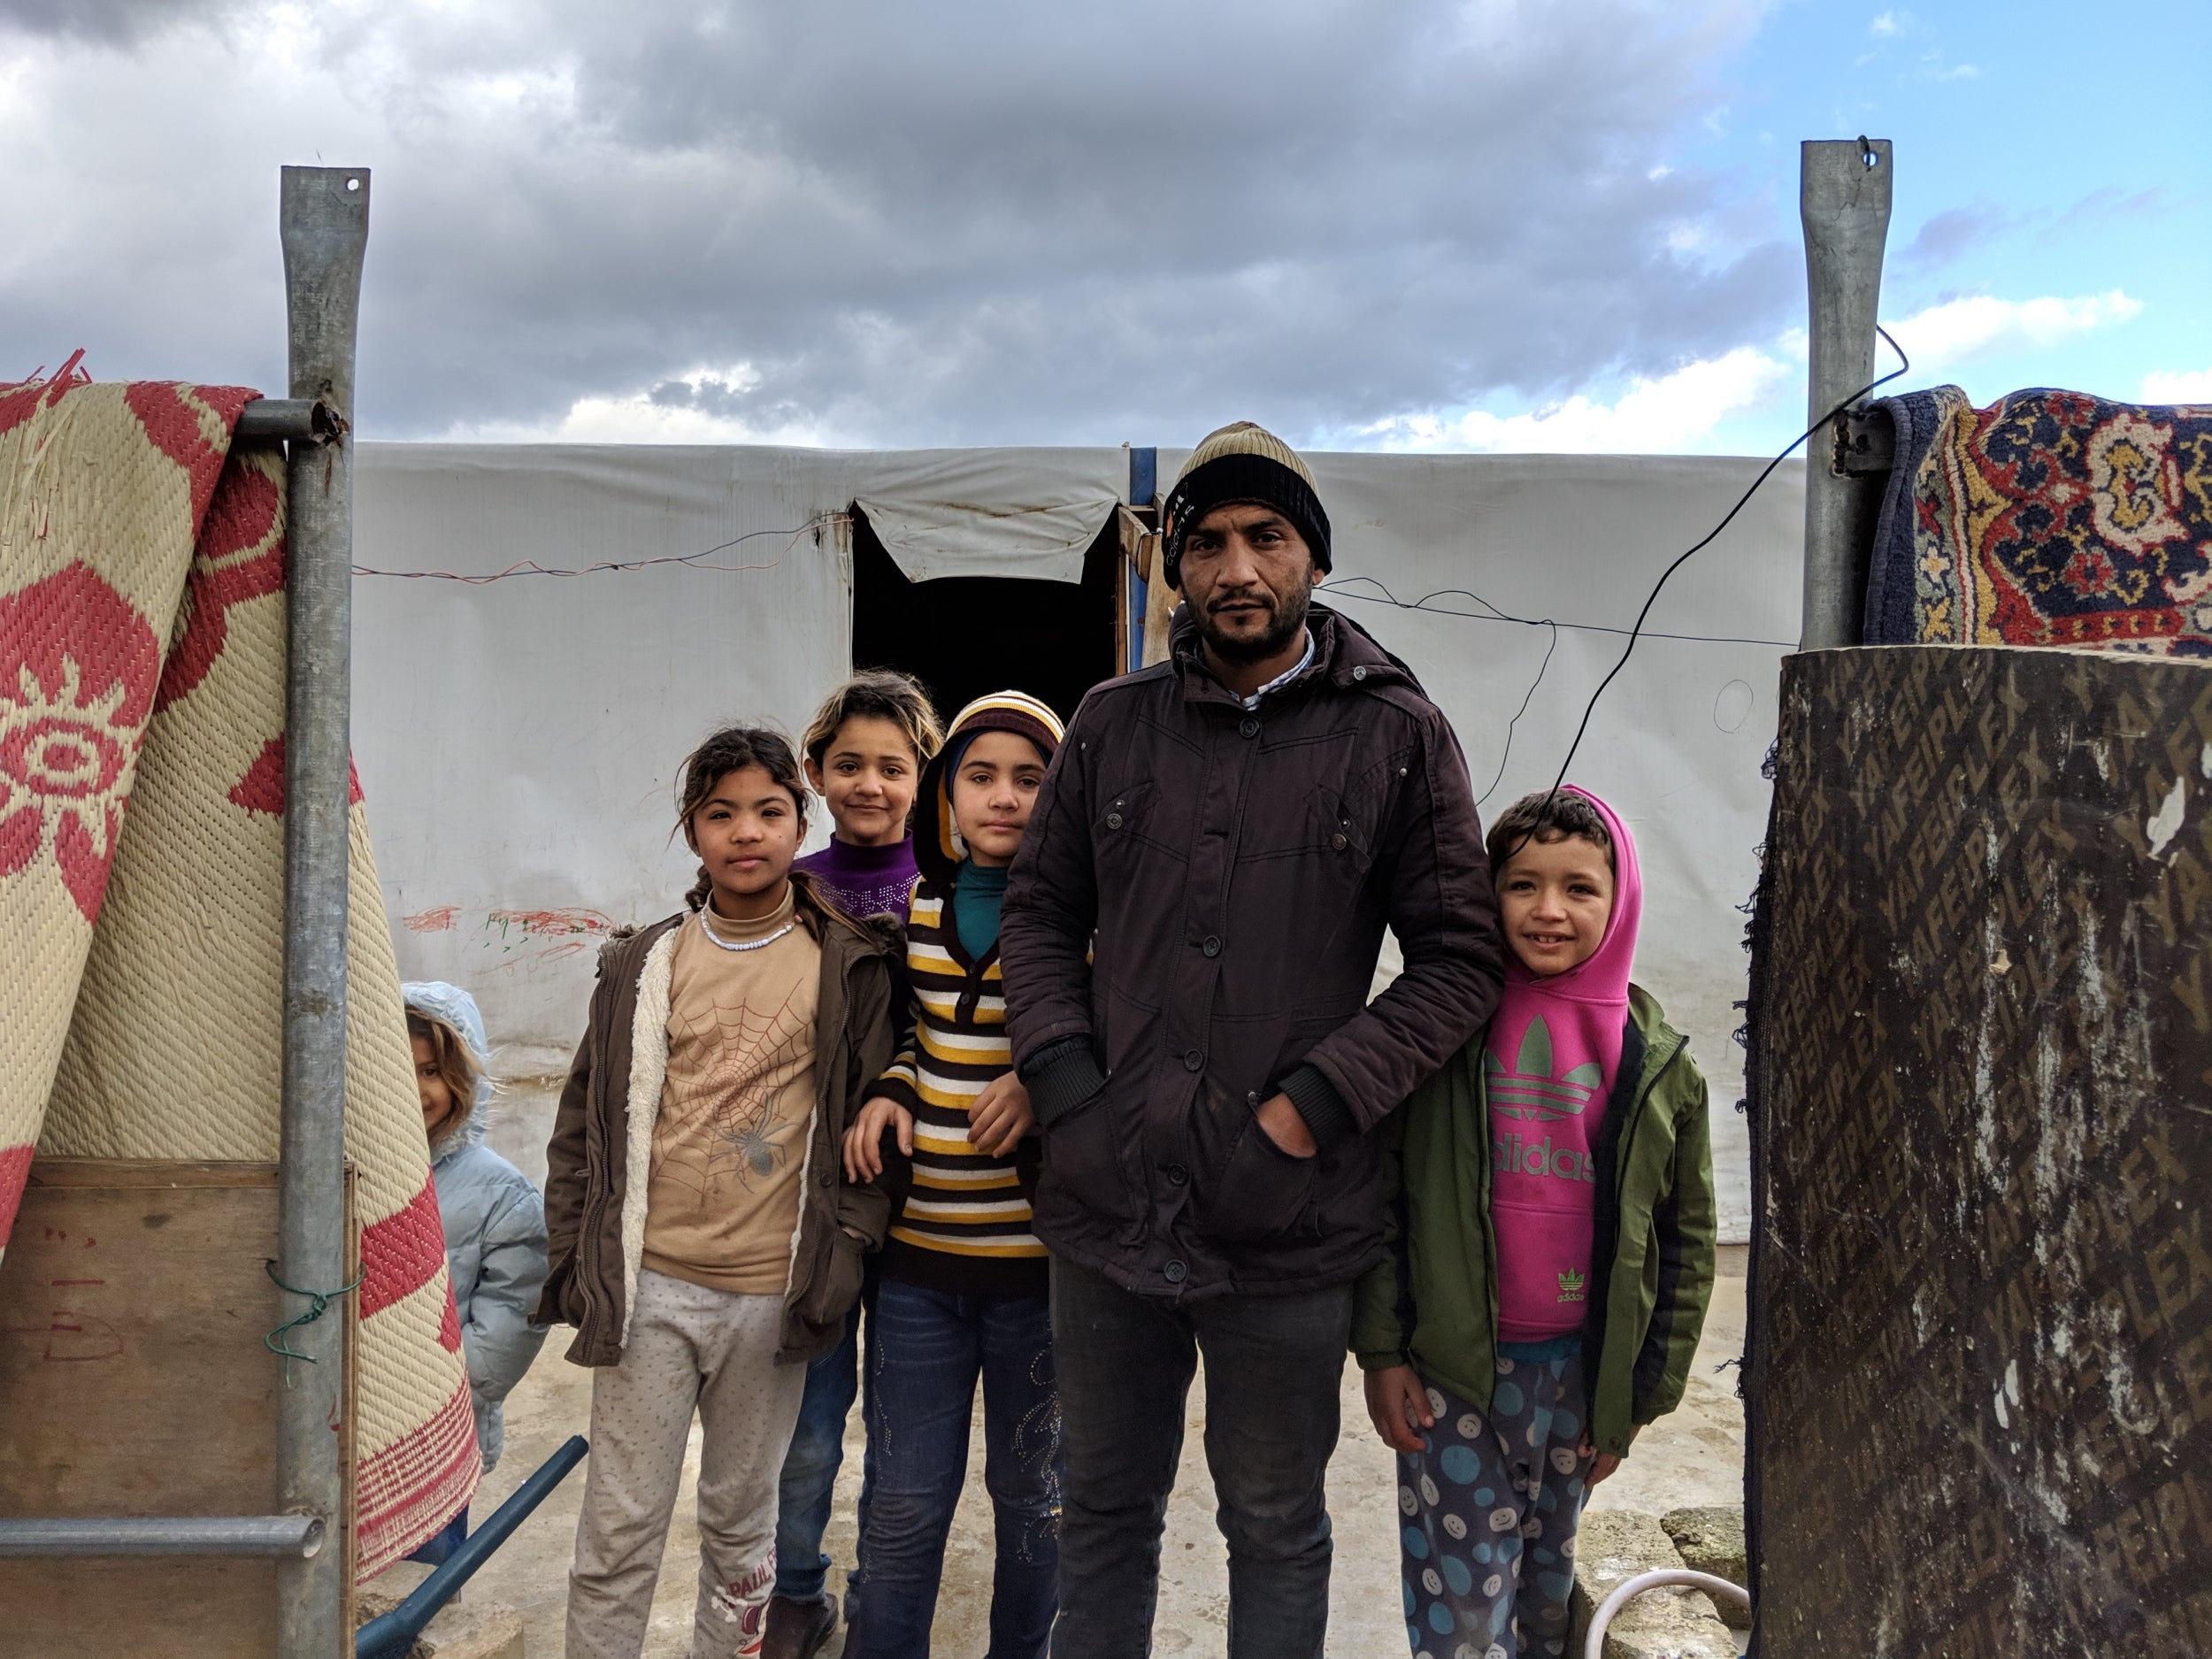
1570, 1510, 1740, 1659
1659, 1507, 1750, 1628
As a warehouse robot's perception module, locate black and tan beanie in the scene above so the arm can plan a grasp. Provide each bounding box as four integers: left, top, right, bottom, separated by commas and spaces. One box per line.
1162, 420, 1332, 589
915, 690, 1066, 887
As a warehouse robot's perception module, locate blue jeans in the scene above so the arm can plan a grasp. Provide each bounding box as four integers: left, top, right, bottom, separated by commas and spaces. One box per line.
405, 1504, 468, 1566
1048, 1255, 1353, 1659
846, 1280, 1062, 1659
773, 1304, 861, 1602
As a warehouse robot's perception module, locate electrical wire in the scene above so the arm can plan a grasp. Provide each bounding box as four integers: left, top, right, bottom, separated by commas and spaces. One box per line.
1472, 617, 1556, 809
350, 514, 848, 583
1317, 575, 1798, 649
1494, 324, 1911, 849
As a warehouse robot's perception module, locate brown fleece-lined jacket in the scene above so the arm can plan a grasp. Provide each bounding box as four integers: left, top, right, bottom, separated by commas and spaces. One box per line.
534, 875, 902, 1366
1000, 603, 1503, 1301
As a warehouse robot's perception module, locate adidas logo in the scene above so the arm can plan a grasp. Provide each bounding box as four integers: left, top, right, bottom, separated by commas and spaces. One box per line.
1484, 1015, 1601, 1122
1493, 1132, 1598, 1184
1557, 1270, 1586, 1303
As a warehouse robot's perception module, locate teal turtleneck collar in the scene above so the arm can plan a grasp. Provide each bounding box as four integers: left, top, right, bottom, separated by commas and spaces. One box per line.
952, 858, 1009, 960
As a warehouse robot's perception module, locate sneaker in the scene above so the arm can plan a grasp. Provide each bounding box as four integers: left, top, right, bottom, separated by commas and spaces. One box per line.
762, 1593, 841, 1659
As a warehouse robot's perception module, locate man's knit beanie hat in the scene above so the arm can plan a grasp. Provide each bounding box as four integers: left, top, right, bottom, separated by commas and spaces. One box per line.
917, 689, 1065, 886
1162, 421, 1332, 590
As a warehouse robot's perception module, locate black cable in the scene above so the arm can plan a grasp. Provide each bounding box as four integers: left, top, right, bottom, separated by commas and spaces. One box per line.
351, 516, 844, 583
1498, 323, 1911, 853
1474, 618, 1557, 809
1318, 575, 1798, 649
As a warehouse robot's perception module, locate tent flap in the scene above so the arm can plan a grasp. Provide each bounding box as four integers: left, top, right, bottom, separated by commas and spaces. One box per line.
854, 448, 1123, 583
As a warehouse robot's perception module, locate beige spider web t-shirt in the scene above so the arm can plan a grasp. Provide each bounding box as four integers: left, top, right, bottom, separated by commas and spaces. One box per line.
641, 885, 822, 1297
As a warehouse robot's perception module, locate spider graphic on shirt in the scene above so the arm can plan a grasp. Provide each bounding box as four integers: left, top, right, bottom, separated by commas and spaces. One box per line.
655, 983, 814, 1200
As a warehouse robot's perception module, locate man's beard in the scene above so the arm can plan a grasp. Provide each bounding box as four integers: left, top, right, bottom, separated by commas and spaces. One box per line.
1199, 579, 1313, 666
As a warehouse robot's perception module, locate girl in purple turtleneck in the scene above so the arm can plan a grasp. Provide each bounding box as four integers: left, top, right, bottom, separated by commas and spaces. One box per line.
763, 668, 944, 1653
795, 670, 946, 921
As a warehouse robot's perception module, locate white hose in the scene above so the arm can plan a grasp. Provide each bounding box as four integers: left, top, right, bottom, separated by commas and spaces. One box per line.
1583, 1568, 1751, 1659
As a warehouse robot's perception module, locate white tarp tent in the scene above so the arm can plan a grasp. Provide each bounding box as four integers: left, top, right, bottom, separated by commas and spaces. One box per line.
355, 442, 1802, 1239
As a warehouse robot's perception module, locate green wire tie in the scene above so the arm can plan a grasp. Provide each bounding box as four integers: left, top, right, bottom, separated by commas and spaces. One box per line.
264, 1260, 365, 1382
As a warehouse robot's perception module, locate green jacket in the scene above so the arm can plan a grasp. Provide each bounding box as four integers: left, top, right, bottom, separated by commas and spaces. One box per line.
1350, 985, 1717, 1456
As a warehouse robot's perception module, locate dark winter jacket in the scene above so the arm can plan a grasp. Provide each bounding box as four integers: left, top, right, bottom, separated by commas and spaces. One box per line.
999, 603, 1502, 1299
1349, 986, 1717, 1455
534, 876, 902, 1366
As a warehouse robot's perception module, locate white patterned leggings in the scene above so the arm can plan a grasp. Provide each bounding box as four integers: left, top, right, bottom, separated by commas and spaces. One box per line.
1396, 1350, 1597, 1659
567, 1270, 807, 1659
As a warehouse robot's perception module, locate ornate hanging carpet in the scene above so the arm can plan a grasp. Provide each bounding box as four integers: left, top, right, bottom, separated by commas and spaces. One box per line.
0, 367, 478, 1576
1863, 385, 2212, 653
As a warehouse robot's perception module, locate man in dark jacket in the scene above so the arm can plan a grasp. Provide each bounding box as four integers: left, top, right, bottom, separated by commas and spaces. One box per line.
1000, 421, 1503, 1659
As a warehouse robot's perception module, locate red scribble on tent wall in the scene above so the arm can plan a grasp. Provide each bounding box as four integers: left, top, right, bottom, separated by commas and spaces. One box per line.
486, 908, 616, 964
403, 906, 460, 933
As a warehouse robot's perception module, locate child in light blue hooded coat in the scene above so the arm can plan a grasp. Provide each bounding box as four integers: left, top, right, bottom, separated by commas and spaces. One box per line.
404, 982, 550, 1504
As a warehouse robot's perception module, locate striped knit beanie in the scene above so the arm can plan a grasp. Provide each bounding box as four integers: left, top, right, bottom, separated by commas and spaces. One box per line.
1162, 420, 1332, 589
917, 690, 1066, 886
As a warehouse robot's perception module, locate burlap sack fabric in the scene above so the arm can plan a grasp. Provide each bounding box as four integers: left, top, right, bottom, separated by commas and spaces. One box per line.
0, 369, 478, 1576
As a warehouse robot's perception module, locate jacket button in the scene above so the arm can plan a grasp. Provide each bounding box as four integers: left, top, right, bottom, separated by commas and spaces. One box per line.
1164, 1259, 1188, 1284
1202, 935, 1221, 956
1331, 832, 1348, 850
1106, 812, 1124, 828
1184, 1048, 1204, 1071
1238, 717, 1260, 739
1165, 1163, 1189, 1185
1352, 665, 1367, 680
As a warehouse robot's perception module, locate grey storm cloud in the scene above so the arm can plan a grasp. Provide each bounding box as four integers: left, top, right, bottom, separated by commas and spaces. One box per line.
0, 0, 1797, 445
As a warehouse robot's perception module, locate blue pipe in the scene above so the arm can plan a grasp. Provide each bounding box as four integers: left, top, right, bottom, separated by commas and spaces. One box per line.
356, 1435, 588, 1659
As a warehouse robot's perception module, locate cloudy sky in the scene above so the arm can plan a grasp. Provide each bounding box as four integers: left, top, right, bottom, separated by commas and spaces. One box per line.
3, 0, 2206, 455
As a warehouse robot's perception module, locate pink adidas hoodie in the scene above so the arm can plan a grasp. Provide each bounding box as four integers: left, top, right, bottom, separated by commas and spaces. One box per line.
1486, 786, 1643, 1343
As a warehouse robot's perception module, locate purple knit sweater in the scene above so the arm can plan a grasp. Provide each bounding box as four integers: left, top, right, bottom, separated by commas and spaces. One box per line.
795, 835, 918, 922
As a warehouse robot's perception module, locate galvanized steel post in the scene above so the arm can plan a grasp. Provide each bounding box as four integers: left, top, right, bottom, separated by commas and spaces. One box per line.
1799, 138, 1892, 649
276, 164, 368, 1659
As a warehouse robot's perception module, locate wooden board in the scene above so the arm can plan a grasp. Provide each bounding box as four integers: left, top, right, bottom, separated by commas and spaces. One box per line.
1746, 647, 2212, 1657
0, 1158, 357, 1656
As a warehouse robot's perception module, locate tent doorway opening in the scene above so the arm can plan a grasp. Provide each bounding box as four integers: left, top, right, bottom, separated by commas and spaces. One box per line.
849, 505, 1122, 727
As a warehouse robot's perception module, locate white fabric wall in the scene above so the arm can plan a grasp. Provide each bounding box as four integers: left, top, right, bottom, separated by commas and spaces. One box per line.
356, 442, 1801, 1240
1304, 450, 1805, 1244
355, 442, 1120, 1071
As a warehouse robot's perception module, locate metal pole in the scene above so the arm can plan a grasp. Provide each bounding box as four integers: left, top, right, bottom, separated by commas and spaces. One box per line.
0, 1516, 325, 1559
1800, 137, 1892, 649
276, 164, 368, 1659
354, 1436, 591, 1659
235, 396, 344, 446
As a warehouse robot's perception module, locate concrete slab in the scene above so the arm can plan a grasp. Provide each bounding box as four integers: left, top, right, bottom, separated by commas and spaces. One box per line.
1657, 1509, 1748, 1628
1569, 1511, 1738, 1659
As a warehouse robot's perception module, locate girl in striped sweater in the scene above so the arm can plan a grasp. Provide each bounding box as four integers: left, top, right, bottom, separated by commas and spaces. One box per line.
840, 691, 1067, 1659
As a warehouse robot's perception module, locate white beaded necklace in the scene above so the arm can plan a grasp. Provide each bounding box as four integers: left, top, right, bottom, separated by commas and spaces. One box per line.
697, 902, 798, 953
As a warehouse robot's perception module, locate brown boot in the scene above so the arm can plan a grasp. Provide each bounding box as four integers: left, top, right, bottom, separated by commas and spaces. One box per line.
761, 1592, 841, 1659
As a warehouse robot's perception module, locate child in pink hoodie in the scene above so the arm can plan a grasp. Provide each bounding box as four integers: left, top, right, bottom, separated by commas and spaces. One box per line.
1354, 784, 1717, 1659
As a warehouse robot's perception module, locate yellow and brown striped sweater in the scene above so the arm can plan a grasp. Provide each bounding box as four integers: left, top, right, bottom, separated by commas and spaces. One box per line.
871, 874, 1045, 1296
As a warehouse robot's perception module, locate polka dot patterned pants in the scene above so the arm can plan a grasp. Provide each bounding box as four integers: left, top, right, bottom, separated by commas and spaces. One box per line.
566, 1270, 807, 1659
1395, 1353, 1594, 1659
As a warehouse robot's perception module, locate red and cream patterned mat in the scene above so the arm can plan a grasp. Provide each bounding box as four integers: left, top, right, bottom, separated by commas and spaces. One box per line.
0, 363, 478, 1575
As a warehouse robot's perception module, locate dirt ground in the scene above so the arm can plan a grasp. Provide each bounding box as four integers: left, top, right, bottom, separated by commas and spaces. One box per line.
376, 1086, 1747, 1656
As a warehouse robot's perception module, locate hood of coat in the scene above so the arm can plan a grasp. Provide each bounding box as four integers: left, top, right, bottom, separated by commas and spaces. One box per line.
405, 979, 493, 1148
1167, 601, 1425, 704
913, 691, 1066, 889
